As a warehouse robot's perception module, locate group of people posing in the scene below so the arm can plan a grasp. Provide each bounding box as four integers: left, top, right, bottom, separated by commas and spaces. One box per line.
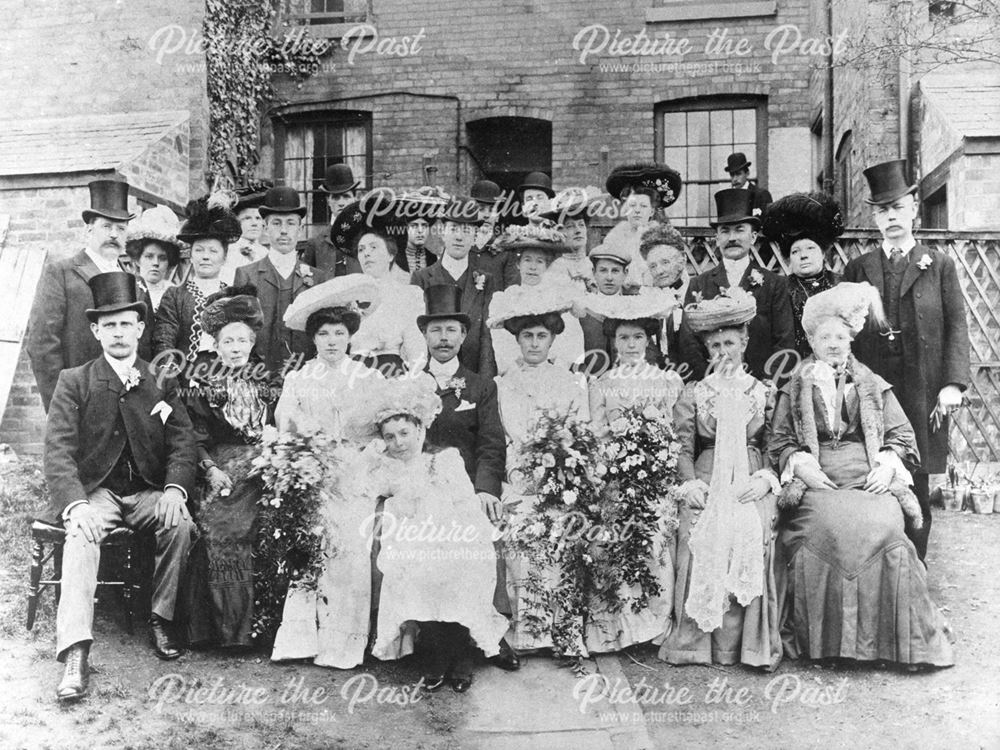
28, 154, 968, 702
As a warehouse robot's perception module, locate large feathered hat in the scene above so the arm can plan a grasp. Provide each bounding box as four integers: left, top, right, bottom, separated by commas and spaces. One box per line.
497, 219, 574, 258
347, 373, 443, 441
684, 287, 757, 334
801, 282, 887, 340
605, 162, 683, 208
125, 205, 182, 266
201, 284, 264, 338
760, 192, 844, 254
177, 193, 242, 244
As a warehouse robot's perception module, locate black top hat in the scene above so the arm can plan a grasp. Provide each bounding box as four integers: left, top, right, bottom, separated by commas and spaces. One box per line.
605, 162, 682, 209
517, 171, 555, 198
331, 189, 408, 256
711, 188, 761, 227
437, 196, 483, 225
318, 163, 361, 195
82, 180, 135, 224
470, 179, 503, 205
177, 195, 242, 244
233, 181, 273, 213
863, 159, 918, 205
85, 272, 148, 322
417, 285, 471, 329
725, 153, 752, 175
258, 186, 307, 219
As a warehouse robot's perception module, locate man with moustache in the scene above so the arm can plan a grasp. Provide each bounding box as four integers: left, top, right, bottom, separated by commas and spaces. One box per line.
234, 187, 331, 374
45, 272, 197, 701
298, 163, 363, 277
28, 180, 153, 411
680, 188, 794, 381
843, 160, 970, 561
725, 152, 772, 212
410, 197, 504, 377
416, 285, 518, 670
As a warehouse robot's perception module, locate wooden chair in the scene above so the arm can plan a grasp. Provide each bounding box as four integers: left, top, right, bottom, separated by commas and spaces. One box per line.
26, 520, 141, 633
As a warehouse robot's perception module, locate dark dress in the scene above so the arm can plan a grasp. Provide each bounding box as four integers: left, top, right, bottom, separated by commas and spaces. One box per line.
183, 353, 277, 647
786, 269, 840, 359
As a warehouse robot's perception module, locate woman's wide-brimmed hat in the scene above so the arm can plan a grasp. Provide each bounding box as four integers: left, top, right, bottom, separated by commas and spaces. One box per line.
283, 275, 379, 332
395, 186, 451, 225
125, 205, 182, 266
684, 287, 757, 333
541, 186, 603, 224
177, 193, 242, 244
233, 181, 273, 214
487, 280, 577, 333
801, 282, 887, 340
760, 192, 844, 254
85, 272, 148, 322
605, 162, 683, 209
498, 220, 574, 258
332, 189, 408, 256
348, 374, 443, 440
201, 284, 264, 338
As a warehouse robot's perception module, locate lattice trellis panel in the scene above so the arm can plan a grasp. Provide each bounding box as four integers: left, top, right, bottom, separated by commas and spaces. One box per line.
589, 223, 1000, 463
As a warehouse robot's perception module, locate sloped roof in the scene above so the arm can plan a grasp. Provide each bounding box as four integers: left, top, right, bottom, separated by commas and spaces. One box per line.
919, 73, 1000, 139
0, 110, 188, 177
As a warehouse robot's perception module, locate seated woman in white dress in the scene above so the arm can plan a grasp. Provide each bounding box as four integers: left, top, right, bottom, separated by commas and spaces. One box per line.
658, 289, 783, 671
350, 376, 510, 693
269, 276, 384, 669
488, 226, 585, 375
585, 291, 684, 652
488, 287, 590, 653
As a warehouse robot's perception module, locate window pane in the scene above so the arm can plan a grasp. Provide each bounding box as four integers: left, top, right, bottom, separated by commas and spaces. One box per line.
663, 146, 686, 172
733, 109, 756, 138
688, 146, 710, 181
709, 110, 732, 145
687, 111, 710, 145
662, 113, 686, 147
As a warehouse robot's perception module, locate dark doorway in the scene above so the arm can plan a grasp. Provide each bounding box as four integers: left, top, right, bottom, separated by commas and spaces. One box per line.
466, 117, 552, 192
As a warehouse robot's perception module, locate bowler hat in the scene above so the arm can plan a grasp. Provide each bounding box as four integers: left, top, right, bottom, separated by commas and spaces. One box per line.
85, 272, 147, 322
710, 189, 761, 227
437, 196, 483, 225
863, 159, 918, 205
82, 179, 135, 224
725, 153, 751, 175
258, 186, 307, 219
470, 179, 503, 205
417, 285, 470, 329
318, 163, 360, 195
517, 171, 555, 198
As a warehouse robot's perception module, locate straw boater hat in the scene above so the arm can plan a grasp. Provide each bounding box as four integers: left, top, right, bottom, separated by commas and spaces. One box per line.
605, 162, 683, 209
201, 285, 264, 339
684, 287, 757, 334
487, 281, 577, 335
177, 194, 242, 244
800, 282, 887, 340
584, 287, 677, 337
760, 192, 844, 255
348, 374, 443, 441
282, 275, 379, 333
125, 205, 182, 266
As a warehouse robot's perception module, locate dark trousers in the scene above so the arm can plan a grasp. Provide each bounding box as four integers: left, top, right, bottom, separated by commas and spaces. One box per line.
421, 622, 472, 679
905, 474, 931, 563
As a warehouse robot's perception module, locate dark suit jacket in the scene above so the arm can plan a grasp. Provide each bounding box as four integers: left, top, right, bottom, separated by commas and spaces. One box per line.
410, 257, 503, 378
27, 250, 152, 410
298, 230, 362, 277
681, 261, 795, 381
471, 242, 519, 290
42, 355, 196, 523
425, 363, 505, 497
746, 182, 773, 211
233, 256, 331, 374
844, 245, 970, 473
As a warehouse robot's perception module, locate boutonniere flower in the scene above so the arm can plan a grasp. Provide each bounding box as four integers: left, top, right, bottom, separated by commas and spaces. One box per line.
472, 271, 487, 291
297, 264, 315, 287
749, 269, 764, 287
917, 253, 933, 271
752, 208, 762, 217
123, 367, 142, 392
445, 376, 466, 400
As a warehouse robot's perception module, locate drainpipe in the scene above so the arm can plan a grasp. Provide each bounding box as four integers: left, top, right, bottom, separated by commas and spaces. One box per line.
823, 0, 835, 195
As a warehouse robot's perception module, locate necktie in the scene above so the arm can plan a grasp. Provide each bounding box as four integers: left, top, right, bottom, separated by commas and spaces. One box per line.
889, 248, 904, 268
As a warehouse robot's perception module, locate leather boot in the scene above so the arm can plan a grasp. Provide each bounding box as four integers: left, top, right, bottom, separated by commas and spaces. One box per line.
56, 642, 90, 701
150, 615, 183, 660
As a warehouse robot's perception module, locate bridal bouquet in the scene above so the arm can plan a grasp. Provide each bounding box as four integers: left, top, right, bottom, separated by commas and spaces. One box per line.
249, 426, 339, 643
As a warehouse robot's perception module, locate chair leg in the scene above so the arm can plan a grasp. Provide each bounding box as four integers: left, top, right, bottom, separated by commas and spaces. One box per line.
26, 538, 44, 630
53, 544, 64, 605
123, 541, 135, 635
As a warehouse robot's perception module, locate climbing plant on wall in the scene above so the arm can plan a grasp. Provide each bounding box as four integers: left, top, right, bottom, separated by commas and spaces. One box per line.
204, 0, 330, 183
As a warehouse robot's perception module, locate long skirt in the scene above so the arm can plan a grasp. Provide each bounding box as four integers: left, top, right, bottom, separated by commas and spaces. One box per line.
777, 440, 953, 666
185, 443, 260, 648
658, 445, 782, 670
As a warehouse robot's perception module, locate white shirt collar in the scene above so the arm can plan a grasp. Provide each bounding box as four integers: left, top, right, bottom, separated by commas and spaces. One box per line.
440, 252, 469, 281
740, 182, 750, 190
428, 356, 460, 385
722, 255, 751, 285
268, 250, 298, 278
882, 236, 917, 258
86, 248, 121, 274
104, 353, 138, 383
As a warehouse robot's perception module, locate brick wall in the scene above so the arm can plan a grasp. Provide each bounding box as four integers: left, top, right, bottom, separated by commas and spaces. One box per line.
952, 152, 1000, 231
0, 349, 44, 456
265, 0, 818, 205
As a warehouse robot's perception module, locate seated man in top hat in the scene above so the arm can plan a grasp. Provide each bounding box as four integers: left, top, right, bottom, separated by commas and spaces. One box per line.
410, 197, 505, 378
843, 159, 970, 561
235, 187, 332, 374
680, 188, 795, 382
45, 272, 197, 701
298, 164, 364, 277
725, 152, 772, 211
28, 179, 153, 411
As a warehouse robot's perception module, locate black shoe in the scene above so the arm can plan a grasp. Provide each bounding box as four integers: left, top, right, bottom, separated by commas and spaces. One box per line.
489, 640, 520, 671
422, 674, 448, 692
56, 643, 89, 702
150, 615, 183, 660
450, 675, 472, 693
